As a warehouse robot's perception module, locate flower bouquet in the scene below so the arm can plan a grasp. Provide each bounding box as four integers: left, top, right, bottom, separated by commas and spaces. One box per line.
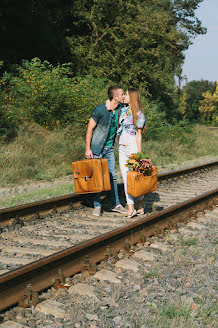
126, 152, 158, 197
125, 152, 153, 175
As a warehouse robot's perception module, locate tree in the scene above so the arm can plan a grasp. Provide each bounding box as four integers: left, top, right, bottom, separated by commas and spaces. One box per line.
199, 91, 216, 123
212, 81, 218, 125
181, 80, 216, 121
0, 0, 207, 121
66, 0, 206, 101
213, 81, 218, 102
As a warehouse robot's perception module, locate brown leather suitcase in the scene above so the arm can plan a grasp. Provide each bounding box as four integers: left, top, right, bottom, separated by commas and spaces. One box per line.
127, 166, 158, 198
72, 158, 111, 194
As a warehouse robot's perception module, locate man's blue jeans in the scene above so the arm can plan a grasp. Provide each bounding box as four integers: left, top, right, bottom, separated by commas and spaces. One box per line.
94, 147, 120, 208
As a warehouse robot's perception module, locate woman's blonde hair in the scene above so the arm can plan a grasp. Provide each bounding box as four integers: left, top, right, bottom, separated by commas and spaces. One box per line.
128, 88, 146, 134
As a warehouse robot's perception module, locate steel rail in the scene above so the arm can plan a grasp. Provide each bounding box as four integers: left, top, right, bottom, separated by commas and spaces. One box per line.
158, 159, 218, 179
0, 188, 217, 311
0, 160, 217, 223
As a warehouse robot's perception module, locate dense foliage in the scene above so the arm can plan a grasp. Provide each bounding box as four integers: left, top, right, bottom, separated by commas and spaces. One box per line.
0, 59, 110, 138
1, 1, 205, 95
67, 0, 206, 98
1, 0, 216, 142
180, 80, 216, 121
0, 57, 196, 141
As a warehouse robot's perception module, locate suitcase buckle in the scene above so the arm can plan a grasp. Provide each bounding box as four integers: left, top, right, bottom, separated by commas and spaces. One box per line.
85, 176, 88, 181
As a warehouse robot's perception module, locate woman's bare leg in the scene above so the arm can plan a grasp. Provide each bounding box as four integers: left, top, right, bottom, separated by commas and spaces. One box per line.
137, 199, 144, 214
128, 204, 135, 216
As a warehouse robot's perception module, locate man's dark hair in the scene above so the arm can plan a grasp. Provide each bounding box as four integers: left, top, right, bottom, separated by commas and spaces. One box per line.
108, 86, 122, 101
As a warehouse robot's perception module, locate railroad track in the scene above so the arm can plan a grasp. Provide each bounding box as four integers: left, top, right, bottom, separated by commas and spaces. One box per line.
0, 160, 217, 224
0, 161, 217, 311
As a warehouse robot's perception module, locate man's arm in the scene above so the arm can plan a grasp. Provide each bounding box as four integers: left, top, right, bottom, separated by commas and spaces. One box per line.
85, 118, 97, 158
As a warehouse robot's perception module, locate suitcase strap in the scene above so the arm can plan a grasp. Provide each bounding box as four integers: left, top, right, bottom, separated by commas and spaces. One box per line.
100, 159, 105, 191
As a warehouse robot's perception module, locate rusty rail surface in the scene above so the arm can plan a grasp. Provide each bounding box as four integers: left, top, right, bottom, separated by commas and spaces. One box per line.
0, 160, 217, 223
0, 188, 217, 311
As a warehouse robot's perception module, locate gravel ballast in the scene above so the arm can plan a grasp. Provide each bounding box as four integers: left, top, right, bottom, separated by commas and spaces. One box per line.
1, 207, 217, 328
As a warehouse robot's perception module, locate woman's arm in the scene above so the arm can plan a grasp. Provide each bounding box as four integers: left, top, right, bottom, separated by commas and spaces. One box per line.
136, 129, 142, 152
119, 106, 128, 124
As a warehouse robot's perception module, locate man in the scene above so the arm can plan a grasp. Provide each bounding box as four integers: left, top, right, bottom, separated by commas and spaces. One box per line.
85, 86, 127, 216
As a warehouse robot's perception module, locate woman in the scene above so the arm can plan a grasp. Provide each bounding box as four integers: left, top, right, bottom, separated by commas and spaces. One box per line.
117, 88, 146, 218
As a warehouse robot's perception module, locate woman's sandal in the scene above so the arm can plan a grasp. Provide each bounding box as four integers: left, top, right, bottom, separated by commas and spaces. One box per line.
137, 210, 144, 215
127, 209, 137, 218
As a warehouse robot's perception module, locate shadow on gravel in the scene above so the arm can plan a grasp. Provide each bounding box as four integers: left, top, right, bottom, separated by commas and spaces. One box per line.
143, 192, 162, 213
79, 188, 162, 215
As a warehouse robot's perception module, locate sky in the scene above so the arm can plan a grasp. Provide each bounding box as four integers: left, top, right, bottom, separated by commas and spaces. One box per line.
182, 0, 218, 83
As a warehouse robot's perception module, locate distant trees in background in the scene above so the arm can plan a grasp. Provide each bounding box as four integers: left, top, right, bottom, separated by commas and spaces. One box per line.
180, 80, 218, 124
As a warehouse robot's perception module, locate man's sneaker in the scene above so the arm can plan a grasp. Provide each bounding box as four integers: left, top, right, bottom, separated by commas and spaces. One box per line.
93, 207, 101, 216
112, 204, 127, 214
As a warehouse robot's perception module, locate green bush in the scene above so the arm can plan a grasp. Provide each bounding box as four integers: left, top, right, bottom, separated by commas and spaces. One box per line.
0, 60, 20, 140
142, 98, 194, 145
0, 57, 195, 143
0, 105, 20, 141
0, 58, 110, 134
212, 112, 218, 126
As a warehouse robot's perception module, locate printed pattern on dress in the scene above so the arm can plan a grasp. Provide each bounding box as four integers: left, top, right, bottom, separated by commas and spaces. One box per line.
117, 106, 146, 136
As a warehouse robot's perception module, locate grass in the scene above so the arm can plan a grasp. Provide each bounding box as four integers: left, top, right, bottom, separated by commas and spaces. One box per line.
130, 298, 217, 327
141, 124, 218, 167
179, 237, 199, 247
0, 123, 217, 208
160, 302, 191, 320
0, 123, 217, 209
0, 123, 217, 189
125, 302, 193, 328
0, 123, 85, 186
143, 269, 160, 279
0, 183, 74, 208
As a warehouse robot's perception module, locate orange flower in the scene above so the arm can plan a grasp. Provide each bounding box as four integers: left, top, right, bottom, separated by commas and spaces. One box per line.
128, 159, 136, 164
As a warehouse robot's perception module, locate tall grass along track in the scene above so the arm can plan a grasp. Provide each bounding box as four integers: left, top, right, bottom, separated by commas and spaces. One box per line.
0, 161, 217, 311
